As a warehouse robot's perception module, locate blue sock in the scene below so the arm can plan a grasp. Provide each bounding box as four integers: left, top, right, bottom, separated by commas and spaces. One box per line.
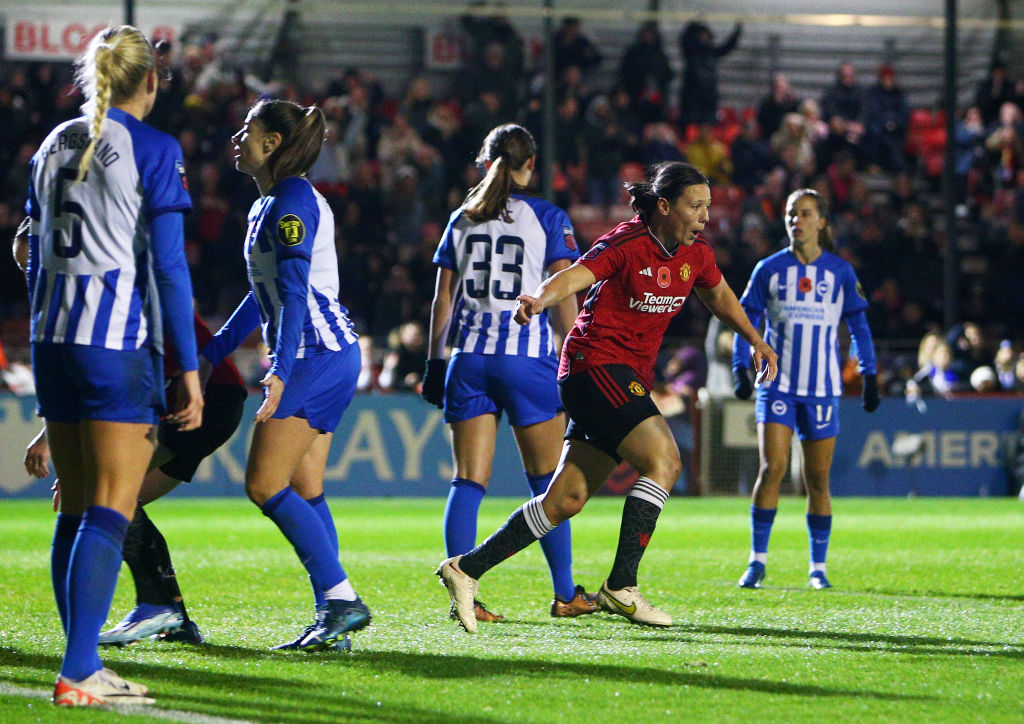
528, 472, 576, 602
443, 478, 485, 557
51, 513, 82, 636
61, 506, 129, 681
807, 513, 832, 567
751, 506, 777, 555
261, 488, 346, 594
306, 494, 338, 609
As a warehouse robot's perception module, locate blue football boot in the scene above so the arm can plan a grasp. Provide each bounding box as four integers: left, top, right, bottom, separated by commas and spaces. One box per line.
297, 597, 371, 651
737, 561, 766, 589
808, 571, 832, 589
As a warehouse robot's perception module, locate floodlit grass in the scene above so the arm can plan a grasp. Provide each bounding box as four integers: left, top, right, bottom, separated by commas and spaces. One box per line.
1, 497, 1022, 723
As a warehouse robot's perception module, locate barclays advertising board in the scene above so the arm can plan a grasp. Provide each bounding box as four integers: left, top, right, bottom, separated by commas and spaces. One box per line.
0, 392, 525, 499
1, 392, 1021, 498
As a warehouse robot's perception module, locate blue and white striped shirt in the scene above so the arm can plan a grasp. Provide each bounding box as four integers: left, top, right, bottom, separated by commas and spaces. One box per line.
433, 193, 579, 357
244, 177, 357, 378
26, 109, 192, 354
733, 249, 876, 398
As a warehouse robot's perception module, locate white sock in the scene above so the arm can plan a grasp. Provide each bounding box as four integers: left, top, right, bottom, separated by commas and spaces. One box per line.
522, 496, 555, 539
324, 578, 357, 601
810, 562, 827, 574
750, 552, 767, 565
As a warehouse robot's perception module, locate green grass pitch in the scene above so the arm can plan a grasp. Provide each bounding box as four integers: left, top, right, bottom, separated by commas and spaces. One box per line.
1, 497, 1022, 723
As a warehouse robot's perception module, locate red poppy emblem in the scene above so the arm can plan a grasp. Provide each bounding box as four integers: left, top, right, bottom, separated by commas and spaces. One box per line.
657, 266, 671, 288
799, 277, 813, 293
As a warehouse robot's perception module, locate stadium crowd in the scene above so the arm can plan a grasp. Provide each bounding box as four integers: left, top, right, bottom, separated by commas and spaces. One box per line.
2, 14, 1024, 403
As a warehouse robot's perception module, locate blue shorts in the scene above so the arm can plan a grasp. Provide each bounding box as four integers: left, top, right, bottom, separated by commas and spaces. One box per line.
32, 342, 164, 424
273, 343, 360, 433
755, 389, 840, 441
443, 352, 562, 427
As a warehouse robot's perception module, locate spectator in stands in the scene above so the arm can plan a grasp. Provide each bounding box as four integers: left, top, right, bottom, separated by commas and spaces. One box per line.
685, 123, 733, 186
583, 95, 629, 214
617, 22, 673, 124
460, 1, 524, 78
974, 59, 1014, 127
377, 113, 425, 188
887, 170, 920, 215
553, 17, 602, 80
820, 62, 867, 166
954, 105, 989, 203
985, 101, 1024, 189
609, 84, 644, 158
1014, 351, 1024, 391
731, 118, 777, 193
378, 320, 428, 392
553, 94, 587, 204
402, 76, 436, 137
678, 21, 742, 128
757, 72, 801, 141
639, 121, 685, 166
460, 1, 524, 110
466, 41, 521, 116
798, 97, 830, 148
865, 65, 910, 172
463, 89, 508, 145
332, 84, 374, 171
994, 340, 1017, 390
739, 165, 788, 242
920, 339, 966, 396
771, 112, 816, 178
946, 321, 990, 381
826, 150, 858, 213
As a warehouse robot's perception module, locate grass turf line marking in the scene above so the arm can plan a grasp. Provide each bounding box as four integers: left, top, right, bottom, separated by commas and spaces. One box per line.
0, 681, 257, 723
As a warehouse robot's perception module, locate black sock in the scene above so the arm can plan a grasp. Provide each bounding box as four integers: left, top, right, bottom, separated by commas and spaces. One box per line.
459, 498, 553, 580
606, 477, 668, 590
123, 506, 184, 614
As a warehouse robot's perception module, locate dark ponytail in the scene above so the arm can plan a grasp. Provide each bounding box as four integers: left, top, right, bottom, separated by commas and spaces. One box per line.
462, 123, 537, 223
626, 161, 708, 222
250, 99, 326, 186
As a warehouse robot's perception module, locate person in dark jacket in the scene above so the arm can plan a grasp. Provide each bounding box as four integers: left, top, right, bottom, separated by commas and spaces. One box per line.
617, 21, 674, 124
864, 65, 910, 172
678, 21, 742, 128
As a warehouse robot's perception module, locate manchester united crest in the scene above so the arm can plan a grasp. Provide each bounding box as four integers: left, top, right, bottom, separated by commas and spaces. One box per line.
628, 381, 646, 396
680, 263, 691, 282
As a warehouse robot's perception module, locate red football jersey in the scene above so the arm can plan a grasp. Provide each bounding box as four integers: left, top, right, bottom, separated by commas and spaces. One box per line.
164, 312, 245, 388
558, 217, 723, 389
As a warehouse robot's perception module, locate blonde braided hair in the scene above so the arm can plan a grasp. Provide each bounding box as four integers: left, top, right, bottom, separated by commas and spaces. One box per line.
73, 26, 155, 181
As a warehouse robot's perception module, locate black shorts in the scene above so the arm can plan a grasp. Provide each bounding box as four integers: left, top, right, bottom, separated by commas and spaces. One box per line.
558, 364, 660, 462
157, 383, 247, 483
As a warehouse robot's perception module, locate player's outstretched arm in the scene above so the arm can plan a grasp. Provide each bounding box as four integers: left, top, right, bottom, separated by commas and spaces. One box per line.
514, 264, 595, 325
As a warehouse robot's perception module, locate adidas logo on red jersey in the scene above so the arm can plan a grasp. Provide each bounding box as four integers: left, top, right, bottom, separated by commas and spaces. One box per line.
639, 267, 653, 277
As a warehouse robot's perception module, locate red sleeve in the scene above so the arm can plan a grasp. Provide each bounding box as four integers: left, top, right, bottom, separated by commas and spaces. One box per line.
694, 241, 723, 289
576, 239, 626, 282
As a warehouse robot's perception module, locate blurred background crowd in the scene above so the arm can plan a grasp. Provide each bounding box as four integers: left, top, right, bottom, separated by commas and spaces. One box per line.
2, 6, 1024, 409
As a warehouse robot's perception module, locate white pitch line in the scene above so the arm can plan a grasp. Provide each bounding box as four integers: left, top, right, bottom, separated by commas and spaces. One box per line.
0, 682, 257, 723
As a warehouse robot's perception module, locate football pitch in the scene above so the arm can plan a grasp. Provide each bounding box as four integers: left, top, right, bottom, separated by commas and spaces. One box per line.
0, 496, 1021, 723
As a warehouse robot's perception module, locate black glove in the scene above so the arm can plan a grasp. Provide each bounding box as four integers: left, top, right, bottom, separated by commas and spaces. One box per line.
862, 373, 880, 413
733, 367, 753, 400
421, 359, 447, 409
